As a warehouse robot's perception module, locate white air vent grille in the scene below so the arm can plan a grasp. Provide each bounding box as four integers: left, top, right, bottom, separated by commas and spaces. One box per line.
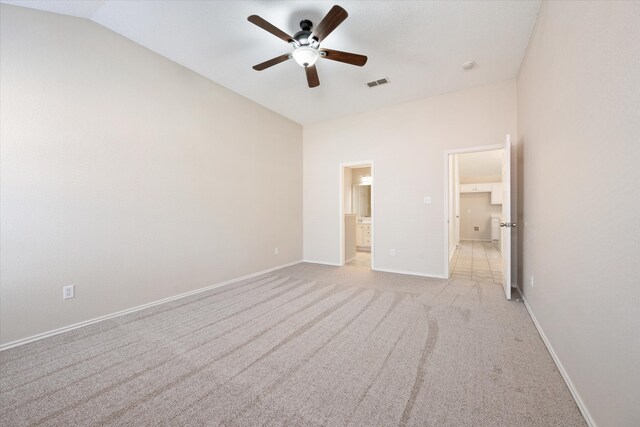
366, 78, 390, 88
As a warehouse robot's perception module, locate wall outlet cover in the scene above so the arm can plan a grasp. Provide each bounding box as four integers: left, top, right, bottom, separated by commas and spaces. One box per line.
63, 285, 74, 300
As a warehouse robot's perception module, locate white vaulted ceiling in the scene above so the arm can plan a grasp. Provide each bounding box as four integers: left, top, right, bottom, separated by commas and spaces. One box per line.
1, 0, 540, 125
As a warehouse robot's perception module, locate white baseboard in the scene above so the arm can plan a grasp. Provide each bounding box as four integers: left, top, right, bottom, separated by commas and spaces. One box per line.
302, 259, 342, 266
372, 267, 448, 279
0, 260, 303, 352
515, 288, 596, 427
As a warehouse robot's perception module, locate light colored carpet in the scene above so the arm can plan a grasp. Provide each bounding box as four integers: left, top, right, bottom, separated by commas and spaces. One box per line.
0, 262, 585, 426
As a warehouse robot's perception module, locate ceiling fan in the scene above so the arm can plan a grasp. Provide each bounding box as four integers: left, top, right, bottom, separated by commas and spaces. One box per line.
248, 5, 367, 88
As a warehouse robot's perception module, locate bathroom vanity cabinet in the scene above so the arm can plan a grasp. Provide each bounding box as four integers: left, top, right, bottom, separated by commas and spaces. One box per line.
356, 223, 371, 250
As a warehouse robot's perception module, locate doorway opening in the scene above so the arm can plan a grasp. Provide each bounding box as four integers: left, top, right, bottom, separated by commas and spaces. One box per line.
340, 161, 374, 269
444, 136, 512, 299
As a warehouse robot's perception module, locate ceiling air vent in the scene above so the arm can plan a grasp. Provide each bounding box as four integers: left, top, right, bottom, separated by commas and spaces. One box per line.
366, 78, 390, 88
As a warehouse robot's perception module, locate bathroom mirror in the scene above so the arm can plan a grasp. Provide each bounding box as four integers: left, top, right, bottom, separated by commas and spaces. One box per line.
352, 184, 371, 217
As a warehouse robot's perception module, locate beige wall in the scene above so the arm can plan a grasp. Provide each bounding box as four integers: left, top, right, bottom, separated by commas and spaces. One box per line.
304, 80, 516, 274
459, 193, 500, 241
517, 1, 640, 425
0, 5, 302, 345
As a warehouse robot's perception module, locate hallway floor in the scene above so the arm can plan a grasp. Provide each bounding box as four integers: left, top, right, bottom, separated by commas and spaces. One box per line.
347, 251, 371, 268
450, 240, 503, 285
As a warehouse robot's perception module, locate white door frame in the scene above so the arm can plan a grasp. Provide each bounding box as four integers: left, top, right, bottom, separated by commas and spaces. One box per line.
500, 135, 512, 300
443, 143, 504, 278
339, 160, 375, 268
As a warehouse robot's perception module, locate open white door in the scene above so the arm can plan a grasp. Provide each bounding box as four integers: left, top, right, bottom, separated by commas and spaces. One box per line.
454, 155, 460, 245
501, 135, 512, 299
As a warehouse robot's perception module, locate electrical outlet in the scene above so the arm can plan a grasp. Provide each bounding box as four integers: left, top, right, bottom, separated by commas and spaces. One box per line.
529, 276, 534, 288
390, 248, 396, 256
274, 247, 279, 255
63, 285, 74, 300
423, 197, 431, 204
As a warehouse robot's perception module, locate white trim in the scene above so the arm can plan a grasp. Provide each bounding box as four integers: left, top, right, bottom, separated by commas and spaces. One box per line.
445, 143, 505, 155
0, 260, 302, 352
302, 259, 342, 266
339, 160, 375, 269
372, 267, 448, 280
515, 288, 596, 427
443, 142, 506, 285
501, 135, 512, 300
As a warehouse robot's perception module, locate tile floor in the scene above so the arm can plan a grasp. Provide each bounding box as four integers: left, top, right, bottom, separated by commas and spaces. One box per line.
346, 242, 502, 284
347, 251, 371, 268
450, 240, 503, 285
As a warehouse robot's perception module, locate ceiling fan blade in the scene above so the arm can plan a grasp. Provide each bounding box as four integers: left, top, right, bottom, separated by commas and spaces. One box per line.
248, 15, 293, 43
312, 5, 348, 43
305, 65, 320, 88
320, 48, 367, 67
252, 54, 291, 71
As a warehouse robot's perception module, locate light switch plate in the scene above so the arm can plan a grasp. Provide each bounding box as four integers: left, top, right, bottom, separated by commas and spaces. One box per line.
423, 197, 431, 204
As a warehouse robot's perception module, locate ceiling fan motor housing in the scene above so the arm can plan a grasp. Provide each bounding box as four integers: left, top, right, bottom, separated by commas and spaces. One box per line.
299, 19, 312, 32
293, 23, 317, 48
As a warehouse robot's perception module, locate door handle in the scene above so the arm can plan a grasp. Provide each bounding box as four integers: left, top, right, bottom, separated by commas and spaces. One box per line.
500, 223, 517, 228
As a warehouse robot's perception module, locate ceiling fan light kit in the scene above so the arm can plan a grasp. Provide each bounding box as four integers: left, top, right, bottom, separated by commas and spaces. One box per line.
292, 47, 319, 67
248, 5, 367, 88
